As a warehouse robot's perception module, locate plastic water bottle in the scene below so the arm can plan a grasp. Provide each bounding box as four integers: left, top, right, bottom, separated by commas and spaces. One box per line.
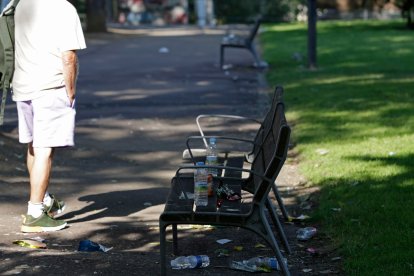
170, 255, 210, 269
205, 137, 218, 176
243, 257, 287, 271
194, 162, 208, 206
296, 226, 317, 241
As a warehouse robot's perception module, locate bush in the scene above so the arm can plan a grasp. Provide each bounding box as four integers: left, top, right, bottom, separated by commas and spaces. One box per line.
213, 0, 306, 24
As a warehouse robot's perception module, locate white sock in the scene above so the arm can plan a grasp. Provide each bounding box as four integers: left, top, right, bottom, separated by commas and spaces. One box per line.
43, 192, 52, 207
27, 201, 44, 218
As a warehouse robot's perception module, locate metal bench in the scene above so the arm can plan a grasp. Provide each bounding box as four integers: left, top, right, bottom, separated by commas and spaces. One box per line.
183, 86, 290, 221
220, 17, 266, 69
159, 101, 292, 275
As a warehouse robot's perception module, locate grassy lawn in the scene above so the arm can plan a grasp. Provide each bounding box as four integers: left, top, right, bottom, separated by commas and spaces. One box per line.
261, 20, 414, 275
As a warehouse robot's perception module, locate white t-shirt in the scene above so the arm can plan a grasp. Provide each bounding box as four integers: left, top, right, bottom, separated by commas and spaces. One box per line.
12, 0, 86, 101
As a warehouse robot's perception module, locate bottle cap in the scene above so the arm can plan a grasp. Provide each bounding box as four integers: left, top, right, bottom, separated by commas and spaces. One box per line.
269, 258, 278, 269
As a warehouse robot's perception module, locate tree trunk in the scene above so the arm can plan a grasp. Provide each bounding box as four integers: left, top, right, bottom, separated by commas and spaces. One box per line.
86, 0, 107, 32
307, 0, 317, 69
407, 3, 414, 29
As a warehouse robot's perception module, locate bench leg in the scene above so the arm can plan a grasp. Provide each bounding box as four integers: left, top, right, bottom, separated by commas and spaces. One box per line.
248, 44, 262, 67
261, 212, 291, 276
220, 45, 225, 69
266, 197, 292, 254
272, 182, 290, 221
250, 208, 290, 276
172, 224, 178, 255
159, 222, 167, 276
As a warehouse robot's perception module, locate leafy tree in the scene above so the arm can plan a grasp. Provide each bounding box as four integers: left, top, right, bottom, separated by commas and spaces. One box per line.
392, 0, 414, 28
85, 0, 107, 32
69, 0, 107, 32
213, 0, 306, 23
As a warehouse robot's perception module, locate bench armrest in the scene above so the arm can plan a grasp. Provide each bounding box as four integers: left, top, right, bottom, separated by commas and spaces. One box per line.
196, 114, 261, 148
176, 164, 266, 180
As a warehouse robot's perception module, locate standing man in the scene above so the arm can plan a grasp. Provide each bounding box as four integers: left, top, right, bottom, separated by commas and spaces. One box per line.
12, 0, 86, 232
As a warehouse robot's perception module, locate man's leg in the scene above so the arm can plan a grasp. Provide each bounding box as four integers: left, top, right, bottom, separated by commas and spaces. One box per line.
27, 143, 54, 204
21, 143, 66, 233
26, 143, 65, 217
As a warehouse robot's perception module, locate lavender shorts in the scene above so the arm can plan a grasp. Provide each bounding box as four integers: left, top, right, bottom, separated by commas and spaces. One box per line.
16, 87, 76, 148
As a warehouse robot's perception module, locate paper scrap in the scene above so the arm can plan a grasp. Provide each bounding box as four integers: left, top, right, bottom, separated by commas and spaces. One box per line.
216, 239, 232, 245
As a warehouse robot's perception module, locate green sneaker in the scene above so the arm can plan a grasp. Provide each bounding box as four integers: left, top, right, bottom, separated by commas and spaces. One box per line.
45, 194, 66, 217
21, 212, 67, 233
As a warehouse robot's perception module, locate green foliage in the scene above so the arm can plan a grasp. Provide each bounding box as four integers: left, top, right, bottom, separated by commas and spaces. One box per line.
393, 0, 414, 28
213, 0, 305, 23
261, 20, 414, 274
68, 0, 86, 13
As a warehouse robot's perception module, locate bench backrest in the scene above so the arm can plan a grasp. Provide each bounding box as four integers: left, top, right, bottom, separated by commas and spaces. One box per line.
246, 17, 262, 43
250, 102, 290, 204
247, 86, 284, 162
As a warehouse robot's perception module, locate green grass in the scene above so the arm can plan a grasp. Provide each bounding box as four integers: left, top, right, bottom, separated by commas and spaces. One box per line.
261, 20, 414, 275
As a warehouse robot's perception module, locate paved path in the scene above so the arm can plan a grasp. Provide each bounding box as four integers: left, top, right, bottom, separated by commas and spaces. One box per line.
0, 26, 305, 275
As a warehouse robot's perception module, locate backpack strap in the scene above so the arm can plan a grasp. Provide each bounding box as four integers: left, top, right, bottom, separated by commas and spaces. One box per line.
0, 87, 7, 125
0, 14, 13, 126
0, 11, 13, 126
0, 0, 20, 125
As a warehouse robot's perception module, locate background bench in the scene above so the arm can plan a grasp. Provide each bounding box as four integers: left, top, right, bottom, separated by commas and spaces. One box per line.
220, 17, 267, 69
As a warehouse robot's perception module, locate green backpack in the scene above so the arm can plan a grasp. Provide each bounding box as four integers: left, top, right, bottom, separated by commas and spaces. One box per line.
0, 0, 20, 126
